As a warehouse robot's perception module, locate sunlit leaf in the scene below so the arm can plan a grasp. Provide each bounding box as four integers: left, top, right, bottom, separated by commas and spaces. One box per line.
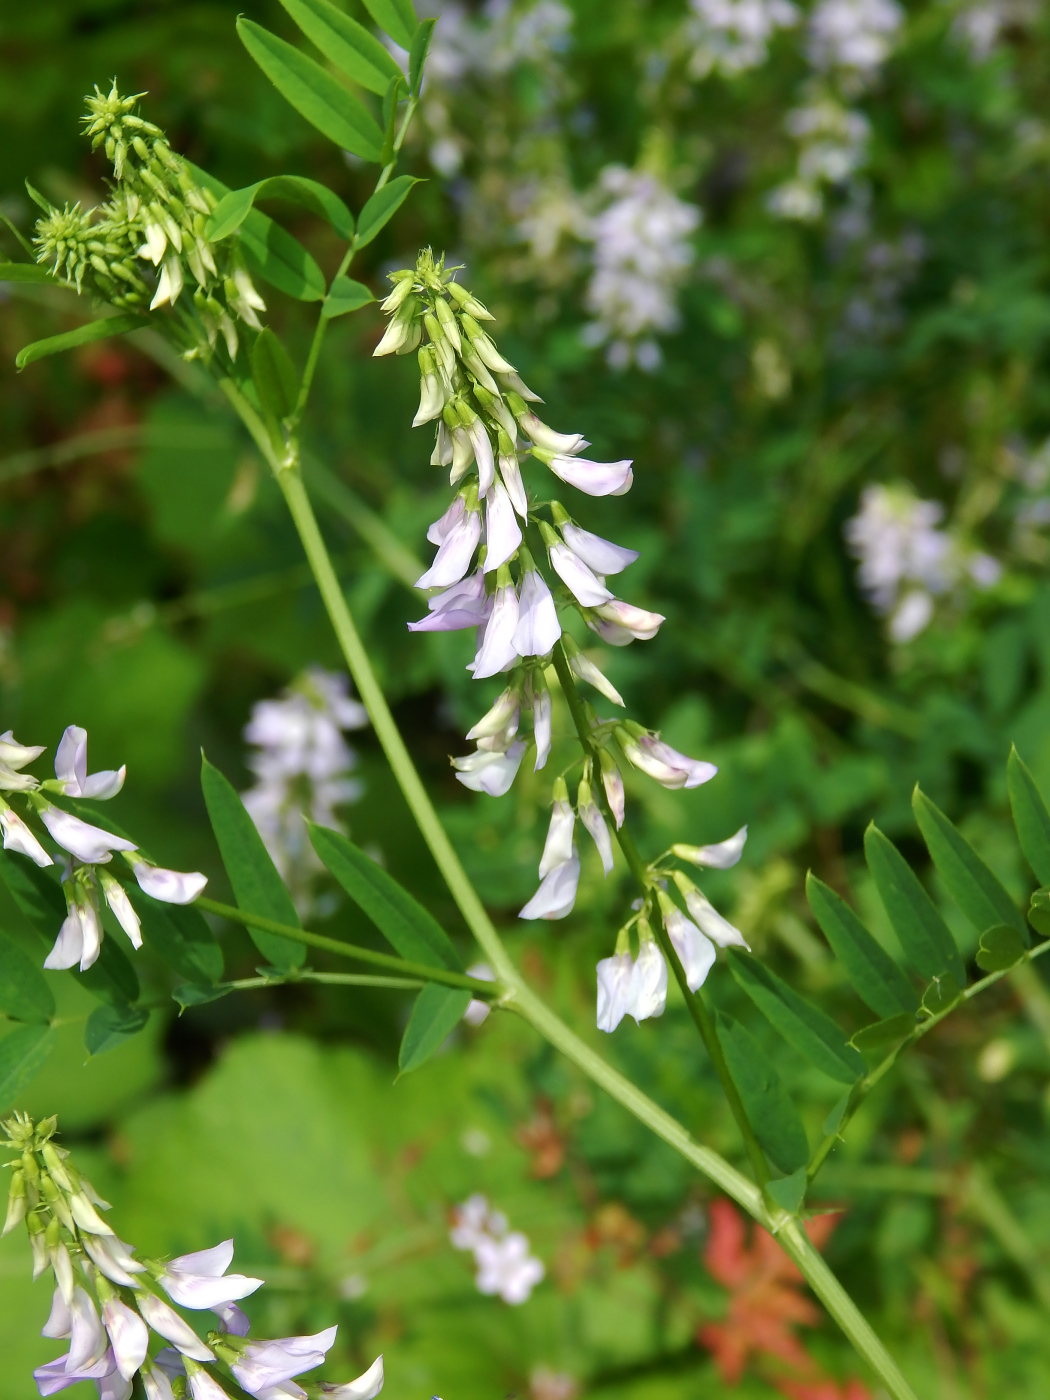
278, 0, 403, 96
205, 176, 355, 243
16, 315, 149, 371
409, 18, 436, 96
355, 175, 423, 248
361, 0, 417, 50
322, 276, 375, 318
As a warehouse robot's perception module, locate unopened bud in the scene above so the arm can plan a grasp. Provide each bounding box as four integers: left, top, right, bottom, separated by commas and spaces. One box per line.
446, 279, 495, 320
70, 1190, 114, 1236
42, 1143, 72, 1192
3, 1168, 26, 1236
434, 296, 462, 352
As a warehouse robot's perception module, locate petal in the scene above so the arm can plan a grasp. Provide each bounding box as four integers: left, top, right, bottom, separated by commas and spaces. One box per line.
518, 854, 580, 920
80, 766, 126, 800
560, 524, 638, 576
548, 545, 613, 607
512, 573, 561, 658
212, 1301, 251, 1336
538, 801, 575, 879
55, 726, 88, 795
548, 455, 633, 497
143, 1369, 177, 1400
415, 512, 482, 589
103, 879, 142, 948
471, 586, 520, 679
320, 1355, 384, 1400
44, 911, 84, 972
103, 1299, 150, 1381
42, 1286, 72, 1339
39, 807, 136, 864
132, 863, 207, 905
483, 482, 522, 573
137, 1295, 215, 1362
1, 809, 53, 867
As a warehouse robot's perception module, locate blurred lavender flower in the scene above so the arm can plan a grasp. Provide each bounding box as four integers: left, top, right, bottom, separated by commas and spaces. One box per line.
806, 0, 902, 79
449, 1194, 544, 1303
686, 0, 799, 78
242, 669, 368, 915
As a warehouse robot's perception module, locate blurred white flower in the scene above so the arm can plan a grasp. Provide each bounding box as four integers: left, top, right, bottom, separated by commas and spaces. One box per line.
807, 0, 902, 77
449, 1194, 544, 1304
686, 0, 799, 78
242, 668, 368, 915
768, 96, 870, 221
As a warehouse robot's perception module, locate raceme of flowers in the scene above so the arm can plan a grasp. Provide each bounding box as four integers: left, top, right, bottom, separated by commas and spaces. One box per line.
241, 669, 368, 917
685, 0, 799, 79
2, 1114, 385, 1400
379, 249, 751, 1031
448, 1194, 545, 1304
32, 84, 267, 362
0, 725, 206, 973
844, 483, 1001, 642
806, 0, 903, 79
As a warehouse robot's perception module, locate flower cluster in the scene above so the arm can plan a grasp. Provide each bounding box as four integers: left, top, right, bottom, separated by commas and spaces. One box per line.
685, 0, 799, 79
0, 725, 206, 972
844, 483, 1001, 642
806, 0, 902, 80
33, 84, 267, 360
384, 250, 753, 1031
449, 1194, 545, 1305
241, 669, 369, 917
2, 1114, 384, 1400
767, 93, 871, 221
580, 167, 702, 371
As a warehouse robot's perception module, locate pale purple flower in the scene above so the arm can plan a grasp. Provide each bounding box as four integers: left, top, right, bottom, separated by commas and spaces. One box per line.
320, 1355, 384, 1400
415, 506, 482, 589
622, 735, 717, 790
54, 726, 125, 800
213, 1303, 251, 1337
468, 420, 495, 496
672, 826, 747, 869
99, 1369, 134, 1400
142, 1368, 176, 1400
518, 852, 580, 920
660, 900, 716, 992
452, 739, 527, 796
599, 752, 625, 828
188, 1372, 232, 1400
532, 688, 552, 771
0, 806, 52, 866
625, 939, 667, 1023
159, 1240, 264, 1311
512, 571, 561, 658
231, 1327, 338, 1398
408, 569, 491, 633
484, 482, 522, 572
578, 794, 614, 875
39, 807, 136, 865
596, 951, 634, 1033
516, 411, 587, 455
99, 872, 142, 949
560, 524, 638, 575
548, 455, 633, 497
548, 543, 613, 607
567, 650, 624, 707
426, 496, 466, 545
44, 899, 103, 972
132, 862, 207, 905
538, 794, 575, 878
473, 1232, 544, 1304
82, 1234, 146, 1289
102, 1299, 149, 1381
42, 1287, 72, 1339
33, 1350, 116, 1396
587, 599, 664, 645
677, 879, 749, 949
66, 1287, 104, 1371
136, 1295, 214, 1363
465, 688, 520, 748
498, 453, 528, 517
470, 581, 520, 678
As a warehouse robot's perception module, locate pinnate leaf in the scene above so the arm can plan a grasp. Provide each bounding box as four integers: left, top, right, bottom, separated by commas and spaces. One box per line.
356, 176, 424, 249
206, 176, 355, 242
322, 276, 375, 319
361, 0, 417, 49
278, 0, 403, 95
398, 983, 472, 1074
864, 823, 966, 986
1008, 746, 1050, 886
913, 786, 1028, 941
128, 887, 223, 986
806, 873, 918, 1018
1, 262, 60, 284
715, 1011, 808, 1174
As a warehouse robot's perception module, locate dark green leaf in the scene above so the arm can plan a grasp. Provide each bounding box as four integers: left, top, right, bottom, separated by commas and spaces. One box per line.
16, 315, 149, 371
921, 973, 963, 1017
251, 329, 300, 422
0, 1024, 55, 1110
0, 262, 59, 284
849, 1012, 916, 1061
1030, 889, 1050, 938
361, 0, 417, 49
84, 1003, 149, 1056
308, 824, 462, 970
173, 983, 234, 1010
913, 786, 1028, 942
75, 938, 140, 1008
0, 932, 54, 1022
976, 924, 1026, 973
206, 177, 354, 243
409, 18, 436, 95
727, 949, 863, 1084
1008, 746, 1050, 886
823, 1090, 854, 1137
356, 175, 423, 249
322, 276, 375, 318
189, 163, 326, 302
237, 19, 384, 162
381, 76, 405, 164
806, 873, 919, 1017
864, 824, 966, 986
201, 755, 306, 971
279, 0, 403, 95
398, 983, 471, 1074
766, 1167, 807, 1216
128, 887, 223, 985
715, 1011, 808, 1175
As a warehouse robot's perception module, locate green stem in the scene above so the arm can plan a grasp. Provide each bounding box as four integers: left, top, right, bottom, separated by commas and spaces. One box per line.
550, 639, 771, 1188
225, 971, 425, 992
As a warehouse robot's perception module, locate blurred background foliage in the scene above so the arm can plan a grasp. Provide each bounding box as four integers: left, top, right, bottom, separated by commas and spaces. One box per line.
4, 0, 1050, 1394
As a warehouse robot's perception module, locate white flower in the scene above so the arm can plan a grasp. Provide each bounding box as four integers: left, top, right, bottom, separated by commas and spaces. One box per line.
467, 419, 496, 496
515, 410, 587, 456
67, 1286, 106, 1371
413, 368, 444, 426
44, 899, 103, 972
473, 1232, 544, 1304
518, 851, 580, 920
0, 806, 52, 865
54, 726, 126, 800
674, 874, 749, 949
566, 649, 624, 708
42, 1287, 72, 1338
231, 1326, 338, 1397
449, 1194, 498, 1251
0, 731, 45, 793
143, 1368, 177, 1400
621, 734, 717, 789
426, 495, 467, 545
470, 580, 520, 678
599, 752, 625, 828
82, 1234, 146, 1288
452, 739, 527, 796
512, 570, 562, 658
320, 1356, 385, 1400
547, 454, 634, 497
560, 524, 638, 576
132, 862, 207, 905
462, 963, 495, 1027
625, 938, 667, 1023
659, 897, 716, 992
548, 542, 613, 607
532, 687, 552, 771
188, 1372, 233, 1400
672, 825, 748, 868
889, 590, 934, 642
687, 0, 799, 78
99, 871, 142, 949
416, 504, 482, 588
596, 950, 634, 1033
587, 599, 664, 644
465, 688, 521, 747
409, 569, 490, 634
484, 481, 523, 572
498, 453, 529, 517
807, 0, 902, 75
538, 788, 575, 877
159, 1240, 264, 1311
102, 1299, 149, 1381
136, 1294, 215, 1362
150, 253, 184, 310
577, 788, 614, 875
39, 807, 137, 865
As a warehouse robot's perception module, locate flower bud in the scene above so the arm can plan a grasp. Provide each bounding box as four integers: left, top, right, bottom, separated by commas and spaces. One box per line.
3, 1168, 26, 1235
598, 749, 625, 829
40, 1173, 76, 1232
434, 296, 462, 352
446, 279, 495, 320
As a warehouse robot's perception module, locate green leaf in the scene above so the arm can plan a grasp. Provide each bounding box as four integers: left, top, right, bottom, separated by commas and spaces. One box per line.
0, 932, 54, 1022
16, 315, 149, 371
823, 1090, 853, 1137
173, 983, 234, 1010
766, 1166, 807, 1216
361, 0, 417, 49
913, 786, 1028, 942
201, 755, 306, 971
322, 276, 375, 318
76, 939, 141, 1008
0, 262, 59, 284
806, 873, 919, 1018
715, 1011, 808, 1175
921, 973, 963, 1017
1030, 889, 1050, 938
308, 824, 463, 970
398, 983, 472, 1074
84, 1003, 149, 1056
356, 175, 423, 249
278, 0, 403, 95
1008, 746, 1050, 886
206, 177, 355, 243
409, 18, 436, 96
237, 19, 384, 162
864, 824, 966, 986
727, 949, 863, 1084
251, 328, 300, 422
128, 887, 223, 985
849, 1012, 916, 1062
189, 163, 326, 302
0, 1024, 56, 1111
976, 924, 1026, 973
